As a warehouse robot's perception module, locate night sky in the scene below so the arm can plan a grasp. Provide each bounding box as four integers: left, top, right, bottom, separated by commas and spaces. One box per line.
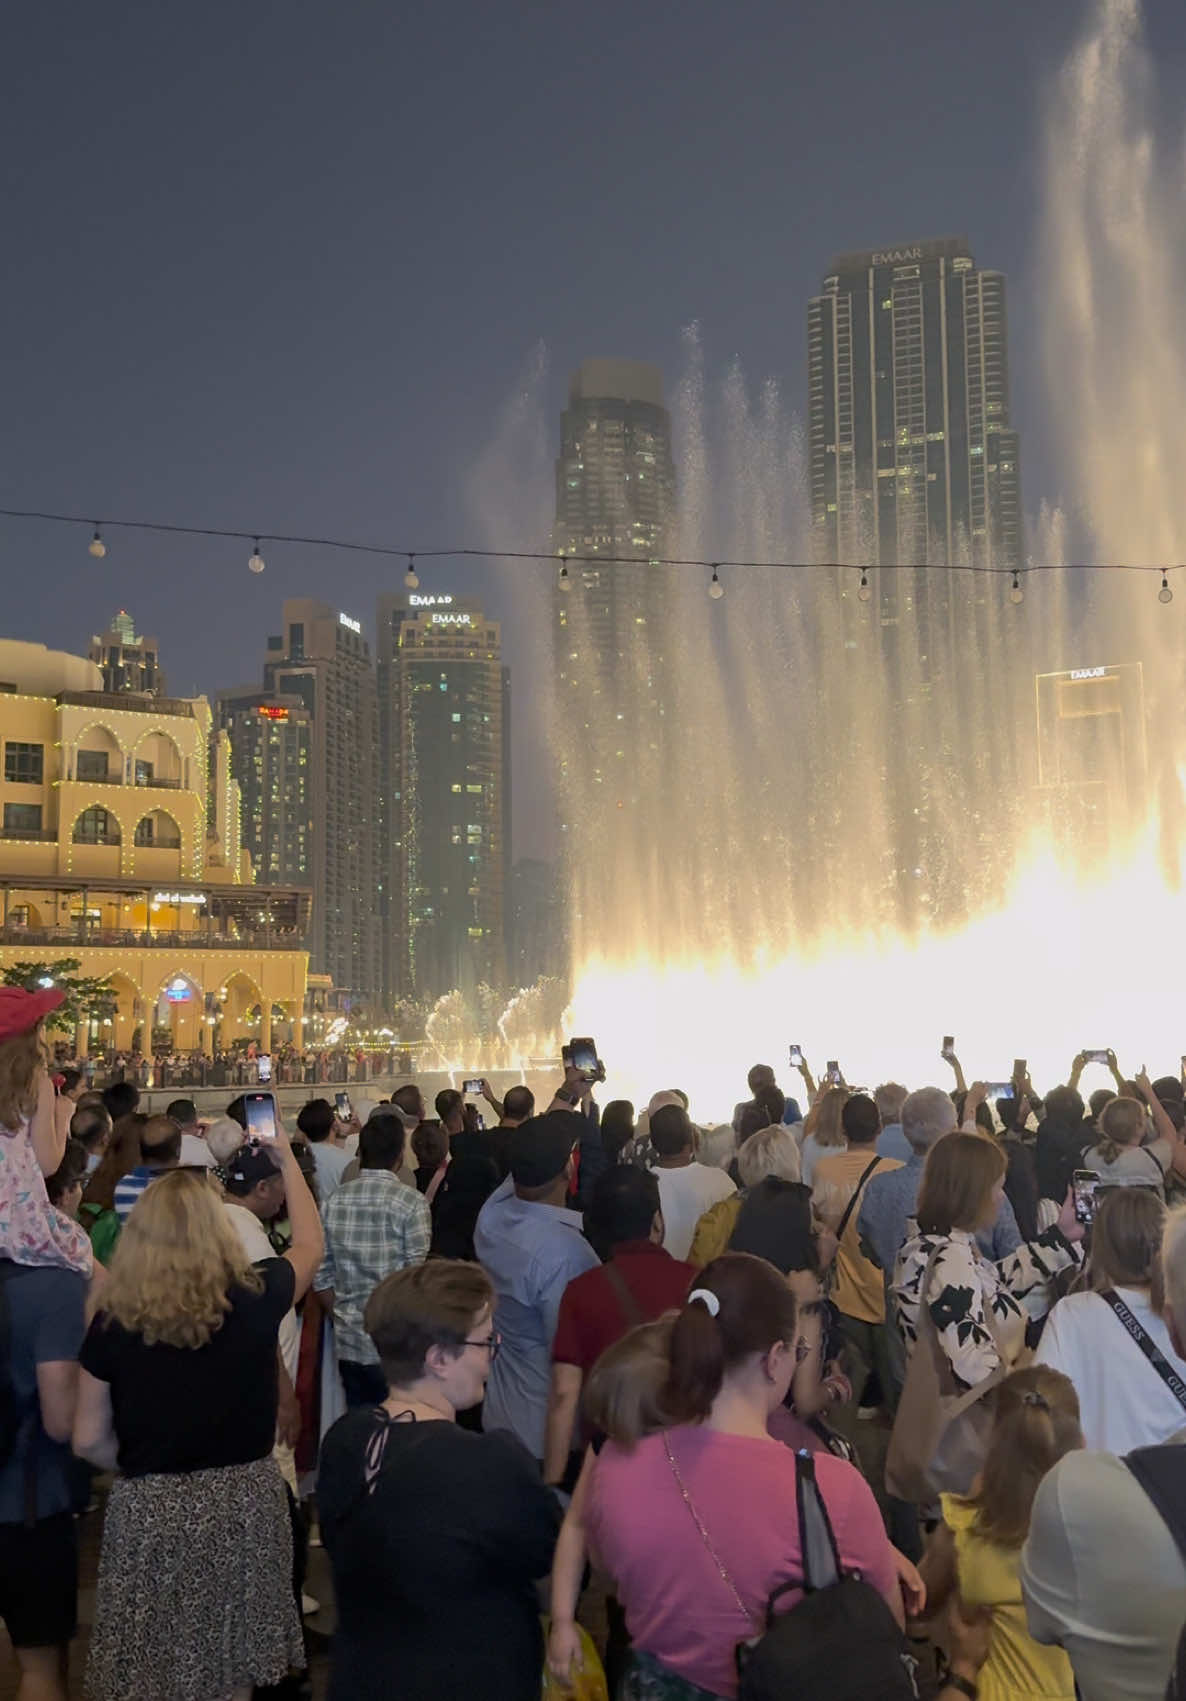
5, 0, 1185, 858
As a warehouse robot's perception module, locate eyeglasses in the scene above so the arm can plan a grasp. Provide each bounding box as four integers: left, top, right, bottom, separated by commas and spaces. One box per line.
462, 1333, 501, 1359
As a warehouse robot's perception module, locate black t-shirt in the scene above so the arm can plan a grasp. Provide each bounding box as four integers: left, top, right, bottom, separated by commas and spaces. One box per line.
79, 1257, 294, 1476
319, 1411, 561, 1701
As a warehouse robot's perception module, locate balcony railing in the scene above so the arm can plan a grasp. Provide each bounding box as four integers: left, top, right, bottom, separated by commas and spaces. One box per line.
56, 690, 194, 719
72, 773, 121, 786
0, 829, 58, 843
72, 834, 122, 847
135, 775, 182, 789
0, 923, 305, 952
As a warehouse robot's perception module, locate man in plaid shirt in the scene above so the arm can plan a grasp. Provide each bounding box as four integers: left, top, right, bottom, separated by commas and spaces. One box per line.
314, 1113, 431, 1406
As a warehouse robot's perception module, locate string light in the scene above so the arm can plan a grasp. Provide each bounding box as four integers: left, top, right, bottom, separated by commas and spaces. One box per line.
1159, 571, 1173, 605
248, 539, 265, 574
558, 555, 570, 593
857, 570, 872, 603
3, 505, 1183, 591
404, 553, 419, 591
708, 565, 724, 600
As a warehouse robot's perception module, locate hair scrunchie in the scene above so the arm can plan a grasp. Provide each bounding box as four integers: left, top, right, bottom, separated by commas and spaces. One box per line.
688, 1287, 721, 1317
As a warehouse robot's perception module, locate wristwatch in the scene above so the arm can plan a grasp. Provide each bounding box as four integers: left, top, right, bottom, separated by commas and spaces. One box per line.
945, 1674, 978, 1700
555, 1085, 581, 1106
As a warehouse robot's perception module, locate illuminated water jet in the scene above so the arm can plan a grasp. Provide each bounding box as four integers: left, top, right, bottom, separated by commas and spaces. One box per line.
482, 2, 1186, 1114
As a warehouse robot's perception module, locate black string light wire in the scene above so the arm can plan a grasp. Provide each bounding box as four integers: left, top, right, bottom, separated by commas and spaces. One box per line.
0, 506, 1182, 600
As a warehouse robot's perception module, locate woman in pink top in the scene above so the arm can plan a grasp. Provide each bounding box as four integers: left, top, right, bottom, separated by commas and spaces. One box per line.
583, 1252, 902, 1700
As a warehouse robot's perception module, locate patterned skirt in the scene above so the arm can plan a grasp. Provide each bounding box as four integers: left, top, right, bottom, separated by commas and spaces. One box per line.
620, 1649, 730, 1701
86, 1456, 304, 1701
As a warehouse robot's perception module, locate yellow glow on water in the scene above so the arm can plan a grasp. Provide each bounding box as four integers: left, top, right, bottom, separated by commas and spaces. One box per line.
569, 831, 1186, 1120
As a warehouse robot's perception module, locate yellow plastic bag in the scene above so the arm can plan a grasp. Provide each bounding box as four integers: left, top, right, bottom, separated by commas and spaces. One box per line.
541, 1617, 610, 1701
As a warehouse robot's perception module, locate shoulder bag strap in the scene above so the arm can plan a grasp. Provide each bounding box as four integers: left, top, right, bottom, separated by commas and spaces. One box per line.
663, 1433, 757, 1629
602, 1259, 644, 1331
834, 1156, 884, 1244
1100, 1289, 1186, 1412
793, 1447, 842, 1594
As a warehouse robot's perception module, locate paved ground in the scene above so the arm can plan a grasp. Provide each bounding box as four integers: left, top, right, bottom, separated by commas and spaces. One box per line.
0, 1489, 335, 1701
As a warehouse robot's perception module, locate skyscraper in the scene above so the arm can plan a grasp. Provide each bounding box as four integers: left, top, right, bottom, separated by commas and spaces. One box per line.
806, 238, 1028, 924
88, 611, 166, 696
260, 600, 378, 1003
215, 688, 314, 887
376, 591, 509, 1002
807, 236, 1022, 571
552, 358, 676, 797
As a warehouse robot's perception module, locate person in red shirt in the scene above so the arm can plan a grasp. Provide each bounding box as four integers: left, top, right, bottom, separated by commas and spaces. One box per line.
544, 1166, 694, 1487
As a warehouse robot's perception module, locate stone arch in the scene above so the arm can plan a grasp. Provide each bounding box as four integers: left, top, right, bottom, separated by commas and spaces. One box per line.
71, 804, 122, 845
103, 970, 141, 1052
152, 969, 203, 1052
72, 722, 125, 785
132, 808, 182, 849
130, 726, 184, 787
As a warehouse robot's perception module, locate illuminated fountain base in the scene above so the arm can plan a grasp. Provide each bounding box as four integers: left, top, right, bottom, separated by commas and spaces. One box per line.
569, 829, 1186, 1120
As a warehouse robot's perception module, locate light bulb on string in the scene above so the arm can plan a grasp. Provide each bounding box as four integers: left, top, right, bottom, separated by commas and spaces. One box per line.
1009, 571, 1024, 605
708, 565, 724, 600
558, 556, 570, 593
857, 570, 872, 603
248, 539, 265, 574
88, 525, 106, 560
1159, 571, 1173, 605
404, 554, 419, 591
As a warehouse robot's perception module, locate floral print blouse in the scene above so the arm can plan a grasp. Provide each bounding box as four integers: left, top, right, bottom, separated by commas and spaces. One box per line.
892, 1223, 1081, 1391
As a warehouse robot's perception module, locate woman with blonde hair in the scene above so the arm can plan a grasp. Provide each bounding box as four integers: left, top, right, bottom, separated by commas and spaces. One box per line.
920, 1364, 1081, 1701
0, 985, 92, 1274
1036, 1185, 1186, 1450
893, 1132, 1083, 1395
798, 1085, 850, 1188
73, 1121, 323, 1701
688, 1125, 802, 1267
1081, 1074, 1185, 1195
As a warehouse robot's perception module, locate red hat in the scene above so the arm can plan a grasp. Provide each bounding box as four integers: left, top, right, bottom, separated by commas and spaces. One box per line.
0, 985, 66, 1042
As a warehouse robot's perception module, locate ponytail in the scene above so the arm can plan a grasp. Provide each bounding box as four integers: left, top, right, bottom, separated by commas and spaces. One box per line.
1096, 1096, 1147, 1165
973, 1366, 1081, 1548
661, 1254, 798, 1426
664, 1293, 727, 1422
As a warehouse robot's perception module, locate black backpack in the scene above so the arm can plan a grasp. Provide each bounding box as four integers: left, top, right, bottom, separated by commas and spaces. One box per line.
737, 1450, 918, 1701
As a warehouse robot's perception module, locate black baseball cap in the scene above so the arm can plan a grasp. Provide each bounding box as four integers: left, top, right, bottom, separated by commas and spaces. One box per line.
224, 1142, 282, 1195
508, 1112, 578, 1188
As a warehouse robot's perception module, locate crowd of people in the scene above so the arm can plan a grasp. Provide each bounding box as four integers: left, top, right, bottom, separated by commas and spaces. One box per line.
52, 1044, 419, 1093
1, 1001, 1186, 1700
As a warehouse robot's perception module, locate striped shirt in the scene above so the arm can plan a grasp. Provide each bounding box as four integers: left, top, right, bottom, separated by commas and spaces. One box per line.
314, 1170, 431, 1365
113, 1165, 162, 1222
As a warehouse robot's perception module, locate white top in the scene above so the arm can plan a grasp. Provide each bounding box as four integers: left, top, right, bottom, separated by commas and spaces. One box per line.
1022, 1437, 1186, 1701
179, 1133, 217, 1168
311, 1140, 354, 1204
1036, 1285, 1186, 1453
654, 1162, 736, 1260
223, 1200, 300, 1383
1081, 1138, 1171, 1194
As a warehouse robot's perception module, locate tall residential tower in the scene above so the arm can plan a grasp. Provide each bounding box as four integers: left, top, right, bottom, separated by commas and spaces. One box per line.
807, 236, 1022, 571
259, 600, 379, 1003
552, 358, 676, 798
377, 592, 509, 1003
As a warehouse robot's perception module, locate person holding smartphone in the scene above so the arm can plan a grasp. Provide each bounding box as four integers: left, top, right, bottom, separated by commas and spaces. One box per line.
72, 1118, 323, 1701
